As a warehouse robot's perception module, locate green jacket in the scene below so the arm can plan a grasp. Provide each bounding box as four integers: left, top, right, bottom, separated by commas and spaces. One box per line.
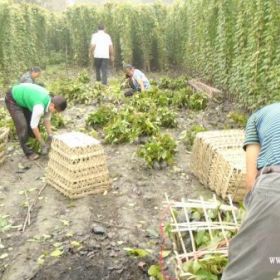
12, 83, 50, 112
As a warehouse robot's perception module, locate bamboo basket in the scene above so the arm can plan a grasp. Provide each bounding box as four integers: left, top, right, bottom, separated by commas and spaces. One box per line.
46, 132, 111, 199
190, 130, 245, 201
209, 148, 246, 201
165, 194, 241, 280
0, 127, 10, 165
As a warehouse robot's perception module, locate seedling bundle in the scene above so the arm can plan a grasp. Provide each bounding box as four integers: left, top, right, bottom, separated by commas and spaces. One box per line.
165, 194, 243, 280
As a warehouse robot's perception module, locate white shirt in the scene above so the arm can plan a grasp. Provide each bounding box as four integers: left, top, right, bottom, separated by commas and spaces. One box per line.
90, 30, 112, 59
30, 104, 51, 129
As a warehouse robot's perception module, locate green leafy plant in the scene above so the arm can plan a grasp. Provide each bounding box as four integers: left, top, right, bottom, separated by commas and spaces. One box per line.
86, 106, 117, 128
49, 73, 106, 105
137, 134, 177, 168
104, 108, 159, 144
158, 77, 187, 90
0, 108, 16, 140
227, 111, 248, 128
104, 118, 138, 144
169, 89, 189, 109
182, 255, 228, 280
123, 247, 152, 257
156, 107, 178, 128
180, 125, 207, 150
51, 113, 65, 130
148, 265, 164, 280
188, 92, 208, 111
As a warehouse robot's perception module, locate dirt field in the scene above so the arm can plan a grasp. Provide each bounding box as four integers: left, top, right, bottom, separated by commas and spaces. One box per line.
0, 78, 238, 280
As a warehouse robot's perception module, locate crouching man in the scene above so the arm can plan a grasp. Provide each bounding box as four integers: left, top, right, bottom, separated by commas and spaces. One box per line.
123, 64, 150, 97
5, 83, 67, 160
20, 66, 41, 84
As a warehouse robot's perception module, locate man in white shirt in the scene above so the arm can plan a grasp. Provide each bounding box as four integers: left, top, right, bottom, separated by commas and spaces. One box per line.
89, 24, 114, 85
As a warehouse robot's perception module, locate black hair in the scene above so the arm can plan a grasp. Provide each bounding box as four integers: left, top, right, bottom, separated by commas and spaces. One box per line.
98, 23, 105, 30
123, 64, 133, 70
30, 66, 41, 73
52, 96, 67, 112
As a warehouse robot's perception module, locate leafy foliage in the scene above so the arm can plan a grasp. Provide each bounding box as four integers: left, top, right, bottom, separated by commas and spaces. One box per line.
86, 105, 117, 128
0, 108, 16, 140
148, 265, 164, 280
156, 107, 178, 128
48, 72, 105, 104
180, 125, 208, 150
1, 1, 280, 110
104, 108, 159, 144
137, 134, 177, 168
227, 111, 248, 128
158, 77, 188, 90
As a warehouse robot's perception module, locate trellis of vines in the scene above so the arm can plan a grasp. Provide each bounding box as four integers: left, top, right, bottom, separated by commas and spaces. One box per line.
1, 0, 280, 110
172, 0, 280, 110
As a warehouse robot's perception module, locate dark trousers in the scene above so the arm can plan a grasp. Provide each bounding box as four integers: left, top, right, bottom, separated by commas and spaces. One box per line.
5, 90, 34, 156
94, 58, 109, 85
124, 78, 140, 97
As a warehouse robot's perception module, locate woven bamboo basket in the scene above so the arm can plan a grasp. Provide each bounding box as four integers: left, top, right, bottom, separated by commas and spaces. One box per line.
212, 149, 246, 201
46, 132, 111, 199
190, 130, 245, 202
0, 127, 10, 165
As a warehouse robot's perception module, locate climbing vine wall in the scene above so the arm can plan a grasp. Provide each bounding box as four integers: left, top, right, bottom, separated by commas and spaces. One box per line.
1, 0, 280, 110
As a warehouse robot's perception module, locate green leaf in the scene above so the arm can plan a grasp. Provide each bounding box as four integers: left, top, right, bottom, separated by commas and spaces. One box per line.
123, 247, 152, 257
50, 248, 63, 257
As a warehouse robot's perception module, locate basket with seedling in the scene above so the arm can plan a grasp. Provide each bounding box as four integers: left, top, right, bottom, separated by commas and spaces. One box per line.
165, 194, 245, 280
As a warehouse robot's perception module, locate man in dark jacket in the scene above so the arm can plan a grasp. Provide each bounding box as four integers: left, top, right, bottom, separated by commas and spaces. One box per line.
20, 66, 41, 84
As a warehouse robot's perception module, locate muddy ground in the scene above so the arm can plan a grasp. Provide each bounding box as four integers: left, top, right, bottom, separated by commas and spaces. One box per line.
0, 76, 238, 280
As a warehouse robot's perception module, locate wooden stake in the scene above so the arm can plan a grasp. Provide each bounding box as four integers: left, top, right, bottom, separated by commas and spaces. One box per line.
22, 184, 47, 232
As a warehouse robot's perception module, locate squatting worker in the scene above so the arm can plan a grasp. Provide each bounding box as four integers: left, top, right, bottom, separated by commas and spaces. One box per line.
222, 103, 280, 280
89, 24, 114, 85
20, 66, 41, 84
123, 64, 150, 97
5, 83, 67, 161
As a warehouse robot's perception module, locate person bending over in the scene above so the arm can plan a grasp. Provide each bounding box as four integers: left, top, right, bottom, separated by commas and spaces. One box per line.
5, 83, 67, 160
20, 66, 42, 84
123, 64, 150, 97
222, 102, 280, 280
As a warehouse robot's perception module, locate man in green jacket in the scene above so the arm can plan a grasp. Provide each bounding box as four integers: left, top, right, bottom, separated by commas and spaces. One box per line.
5, 83, 67, 160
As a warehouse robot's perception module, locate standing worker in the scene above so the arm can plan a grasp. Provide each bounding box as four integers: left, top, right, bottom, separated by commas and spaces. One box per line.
222, 103, 280, 280
5, 83, 67, 160
89, 24, 114, 85
20, 66, 42, 84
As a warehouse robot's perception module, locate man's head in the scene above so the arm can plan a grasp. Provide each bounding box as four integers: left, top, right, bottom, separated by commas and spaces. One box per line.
30, 66, 41, 79
123, 64, 134, 77
49, 96, 67, 113
98, 24, 105, 31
